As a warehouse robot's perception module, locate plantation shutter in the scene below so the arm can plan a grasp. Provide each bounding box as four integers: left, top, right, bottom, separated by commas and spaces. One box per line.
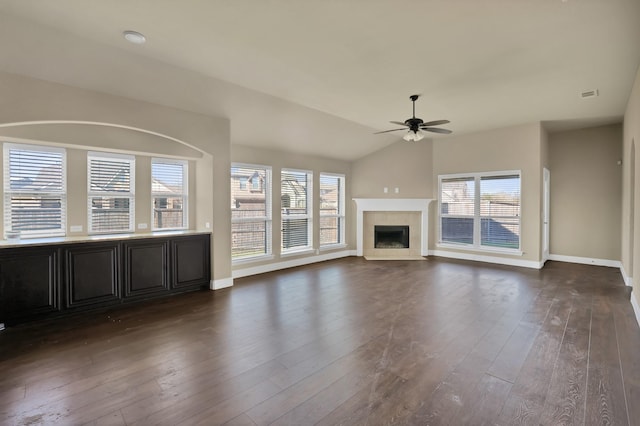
281, 169, 312, 251
3, 144, 66, 237
231, 164, 272, 259
152, 160, 187, 230
319, 173, 345, 246
88, 153, 135, 233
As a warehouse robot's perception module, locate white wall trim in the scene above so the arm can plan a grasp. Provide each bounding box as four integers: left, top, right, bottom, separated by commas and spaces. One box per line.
232, 250, 355, 279
631, 291, 640, 329
620, 264, 633, 287
429, 249, 543, 269
548, 254, 621, 268
211, 277, 233, 290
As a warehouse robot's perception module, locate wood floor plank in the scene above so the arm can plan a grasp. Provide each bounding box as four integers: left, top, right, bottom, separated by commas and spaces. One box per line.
495, 290, 574, 425
406, 295, 536, 425
537, 294, 592, 426
456, 373, 513, 425
613, 297, 640, 423
585, 295, 630, 425
0, 258, 636, 425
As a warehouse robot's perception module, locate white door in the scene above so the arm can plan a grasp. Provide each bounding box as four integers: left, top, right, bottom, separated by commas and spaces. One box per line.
543, 168, 550, 262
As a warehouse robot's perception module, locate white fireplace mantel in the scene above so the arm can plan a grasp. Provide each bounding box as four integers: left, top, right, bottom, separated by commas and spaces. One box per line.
353, 198, 434, 257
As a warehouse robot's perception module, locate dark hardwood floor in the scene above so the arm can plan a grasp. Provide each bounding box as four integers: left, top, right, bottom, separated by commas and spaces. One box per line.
1, 257, 639, 425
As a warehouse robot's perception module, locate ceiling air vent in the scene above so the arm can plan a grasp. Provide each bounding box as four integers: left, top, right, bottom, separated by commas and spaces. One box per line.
580, 89, 599, 99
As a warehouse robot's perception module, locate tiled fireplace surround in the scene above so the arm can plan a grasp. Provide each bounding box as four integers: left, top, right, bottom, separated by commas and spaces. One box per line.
353, 198, 434, 259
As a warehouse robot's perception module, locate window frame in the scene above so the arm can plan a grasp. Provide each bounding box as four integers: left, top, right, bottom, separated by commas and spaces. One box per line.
281, 168, 313, 254
319, 172, 346, 248
3, 142, 67, 238
87, 151, 136, 235
151, 158, 188, 231
231, 163, 273, 263
438, 170, 522, 254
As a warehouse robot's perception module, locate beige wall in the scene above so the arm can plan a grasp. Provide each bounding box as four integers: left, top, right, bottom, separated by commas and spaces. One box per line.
0, 71, 232, 282
351, 140, 433, 199
549, 125, 622, 261
622, 66, 640, 309
351, 140, 434, 252
231, 144, 352, 269
431, 123, 543, 263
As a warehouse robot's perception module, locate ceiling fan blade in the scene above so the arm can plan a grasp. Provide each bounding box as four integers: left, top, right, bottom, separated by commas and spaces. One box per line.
389, 121, 408, 126
420, 119, 450, 127
374, 128, 407, 134
422, 127, 452, 134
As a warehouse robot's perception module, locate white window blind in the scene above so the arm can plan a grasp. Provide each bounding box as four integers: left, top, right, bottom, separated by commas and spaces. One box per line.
281, 169, 312, 252
152, 159, 187, 230
3, 144, 66, 238
319, 173, 345, 246
231, 164, 272, 260
439, 171, 521, 251
88, 153, 135, 233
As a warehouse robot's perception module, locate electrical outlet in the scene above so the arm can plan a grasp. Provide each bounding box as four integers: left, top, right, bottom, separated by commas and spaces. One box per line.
395, 187, 400, 193
384, 187, 388, 193
137, 223, 148, 230
205, 222, 211, 229
70, 225, 82, 232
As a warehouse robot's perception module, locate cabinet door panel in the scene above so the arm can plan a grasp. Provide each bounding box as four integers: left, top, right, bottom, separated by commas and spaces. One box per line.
171, 235, 210, 288
0, 248, 59, 322
124, 240, 169, 297
65, 243, 120, 308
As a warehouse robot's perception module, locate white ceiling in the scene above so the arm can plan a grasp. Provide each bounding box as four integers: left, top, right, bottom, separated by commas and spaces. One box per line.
0, 0, 638, 161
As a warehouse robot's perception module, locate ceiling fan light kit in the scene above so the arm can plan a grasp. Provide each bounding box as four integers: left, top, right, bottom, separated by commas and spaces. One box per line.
375, 94, 452, 141
403, 129, 425, 142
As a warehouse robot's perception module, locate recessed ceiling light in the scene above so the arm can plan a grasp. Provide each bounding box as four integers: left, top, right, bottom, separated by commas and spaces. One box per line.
123, 30, 146, 45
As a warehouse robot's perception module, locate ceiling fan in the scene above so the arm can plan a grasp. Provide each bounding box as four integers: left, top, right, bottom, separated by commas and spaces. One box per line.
375, 95, 452, 141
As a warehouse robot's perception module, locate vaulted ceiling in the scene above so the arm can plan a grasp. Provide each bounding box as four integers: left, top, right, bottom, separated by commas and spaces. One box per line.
0, 1, 638, 161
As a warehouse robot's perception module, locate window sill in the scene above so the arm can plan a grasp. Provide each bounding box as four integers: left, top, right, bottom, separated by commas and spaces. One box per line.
232, 254, 274, 265
281, 248, 315, 258
437, 242, 523, 256
320, 243, 347, 252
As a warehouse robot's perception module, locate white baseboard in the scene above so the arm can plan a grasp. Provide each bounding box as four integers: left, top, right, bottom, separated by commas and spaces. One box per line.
548, 254, 621, 268
232, 250, 356, 279
211, 277, 233, 290
632, 291, 640, 329
620, 264, 633, 287
429, 249, 543, 269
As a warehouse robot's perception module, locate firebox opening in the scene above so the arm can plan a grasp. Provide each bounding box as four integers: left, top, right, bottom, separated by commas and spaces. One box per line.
374, 225, 409, 249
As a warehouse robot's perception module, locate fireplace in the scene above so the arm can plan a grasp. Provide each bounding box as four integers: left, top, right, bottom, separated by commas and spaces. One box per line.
353, 198, 434, 259
374, 225, 409, 249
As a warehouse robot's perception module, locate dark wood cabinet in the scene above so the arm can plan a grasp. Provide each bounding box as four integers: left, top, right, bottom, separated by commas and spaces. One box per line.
123, 239, 169, 298
64, 242, 120, 308
172, 235, 209, 289
0, 233, 210, 325
0, 246, 59, 322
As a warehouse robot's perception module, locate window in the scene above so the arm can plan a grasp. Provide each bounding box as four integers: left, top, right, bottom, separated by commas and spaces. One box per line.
88, 152, 135, 233
319, 173, 345, 246
3, 143, 66, 238
152, 159, 188, 230
439, 171, 521, 251
281, 169, 312, 252
231, 164, 271, 260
